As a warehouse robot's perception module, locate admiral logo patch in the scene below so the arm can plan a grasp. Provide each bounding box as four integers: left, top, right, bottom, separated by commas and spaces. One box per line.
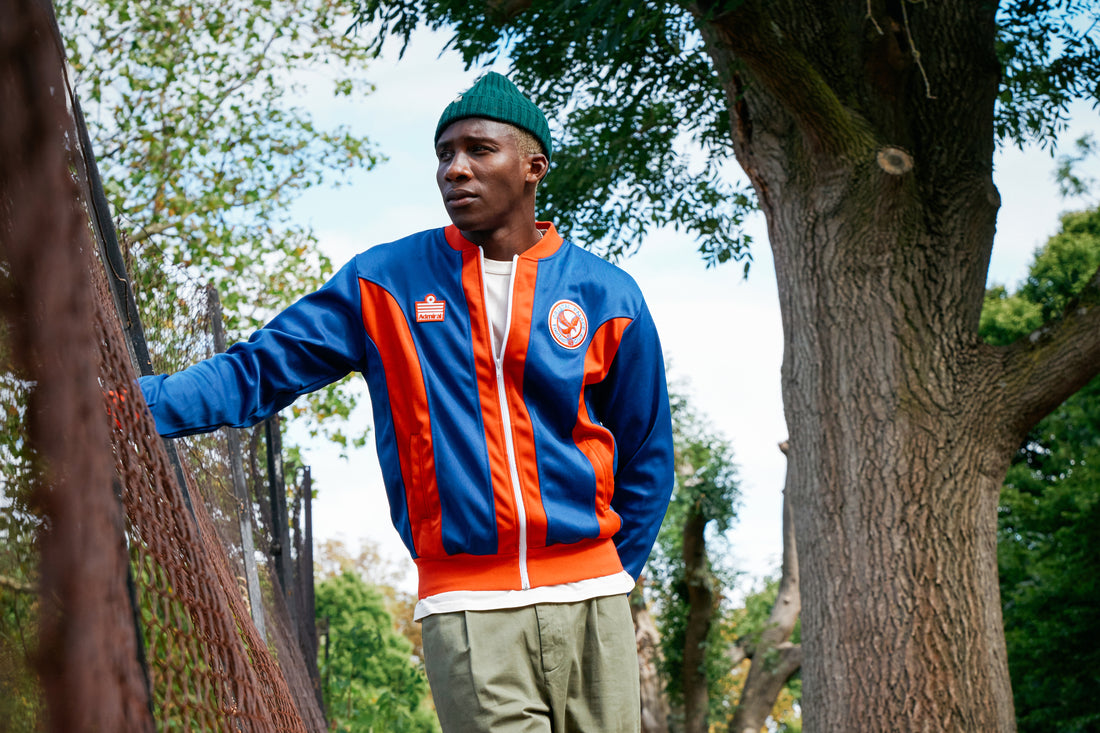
548, 300, 588, 349
415, 294, 446, 323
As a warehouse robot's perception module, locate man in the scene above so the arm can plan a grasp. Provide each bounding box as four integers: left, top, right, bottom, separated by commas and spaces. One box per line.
139, 72, 674, 732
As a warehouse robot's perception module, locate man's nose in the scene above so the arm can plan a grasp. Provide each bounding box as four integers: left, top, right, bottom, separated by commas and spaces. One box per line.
444, 151, 472, 181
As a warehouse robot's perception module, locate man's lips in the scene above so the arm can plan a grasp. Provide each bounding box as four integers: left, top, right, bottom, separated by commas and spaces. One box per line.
445, 190, 477, 206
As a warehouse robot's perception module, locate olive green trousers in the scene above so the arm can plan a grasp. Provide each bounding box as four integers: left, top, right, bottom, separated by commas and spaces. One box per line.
421, 595, 640, 733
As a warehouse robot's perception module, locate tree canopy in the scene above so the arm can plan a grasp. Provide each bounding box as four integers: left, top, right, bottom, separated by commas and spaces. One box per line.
315, 571, 438, 732
982, 205, 1100, 733
350, 0, 1098, 265
353, 0, 759, 267
57, 0, 381, 449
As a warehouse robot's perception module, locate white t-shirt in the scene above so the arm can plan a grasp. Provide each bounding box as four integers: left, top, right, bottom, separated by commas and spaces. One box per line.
481, 255, 513, 360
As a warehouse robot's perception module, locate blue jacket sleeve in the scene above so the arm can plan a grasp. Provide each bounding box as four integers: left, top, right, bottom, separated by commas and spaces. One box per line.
139, 260, 366, 438
593, 302, 675, 579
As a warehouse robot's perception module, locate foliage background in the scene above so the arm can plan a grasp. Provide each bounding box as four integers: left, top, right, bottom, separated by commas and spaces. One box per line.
316, 571, 437, 732
981, 204, 1100, 733
57, 0, 382, 451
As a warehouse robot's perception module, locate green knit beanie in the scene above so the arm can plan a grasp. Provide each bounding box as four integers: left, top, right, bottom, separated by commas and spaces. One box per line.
435, 72, 552, 162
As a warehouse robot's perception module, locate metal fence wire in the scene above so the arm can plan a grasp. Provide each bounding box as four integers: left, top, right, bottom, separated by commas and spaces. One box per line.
1, 0, 325, 729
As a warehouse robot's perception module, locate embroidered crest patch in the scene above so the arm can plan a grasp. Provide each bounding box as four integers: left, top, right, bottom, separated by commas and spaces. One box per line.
415, 294, 446, 323
548, 300, 588, 349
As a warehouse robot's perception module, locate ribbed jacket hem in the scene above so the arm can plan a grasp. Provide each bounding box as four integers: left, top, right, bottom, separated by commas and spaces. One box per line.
414, 537, 624, 599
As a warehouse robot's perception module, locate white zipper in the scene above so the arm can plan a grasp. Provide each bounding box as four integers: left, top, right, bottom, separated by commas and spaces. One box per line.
481, 250, 531, 589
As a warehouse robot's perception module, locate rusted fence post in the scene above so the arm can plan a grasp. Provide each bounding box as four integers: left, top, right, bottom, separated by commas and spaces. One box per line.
265, 414, 296, 630
206, 283, 267, 641
297, 467, 322, 710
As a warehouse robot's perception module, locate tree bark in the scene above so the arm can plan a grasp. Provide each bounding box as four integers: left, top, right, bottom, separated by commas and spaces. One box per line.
685, 1, 1100, 730
632, 579, 671, 733
249, 424, 273, 544
733, 645, 802, 733
681, 505, 715, 733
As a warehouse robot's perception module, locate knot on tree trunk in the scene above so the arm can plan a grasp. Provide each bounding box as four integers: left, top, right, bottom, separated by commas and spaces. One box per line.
876, 146, 914, 175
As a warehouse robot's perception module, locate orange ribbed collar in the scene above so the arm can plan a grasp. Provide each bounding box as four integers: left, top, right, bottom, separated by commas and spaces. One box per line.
443, 222, 564, 259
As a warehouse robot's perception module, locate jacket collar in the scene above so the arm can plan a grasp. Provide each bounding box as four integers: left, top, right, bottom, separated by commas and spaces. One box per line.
443, 222, 564, 260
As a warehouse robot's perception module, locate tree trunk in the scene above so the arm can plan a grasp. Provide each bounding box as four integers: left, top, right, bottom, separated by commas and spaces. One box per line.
784, 370, 1013, 731
755, 101, 1016, 728
729, 442, 801, 733
688, 1, 1099, 729
681, 506, 715, 733
249, 424, 273, 545
631, 580, 671, 733
733, 645, 801, 733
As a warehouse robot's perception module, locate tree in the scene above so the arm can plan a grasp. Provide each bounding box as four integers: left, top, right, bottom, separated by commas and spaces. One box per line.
348, 2, 1100, 729
649, 388, 801, 733
650, 386, 742, 732
0, 375, 39, 729
0, 506, 40, 731
315, 536, 423, 661
631, 578, 671, 733
981, 206, 1100, 733
315, 571, 439, 732
724, 442, 800, 733
55, 0, 381, 449
723, 576, 802, 733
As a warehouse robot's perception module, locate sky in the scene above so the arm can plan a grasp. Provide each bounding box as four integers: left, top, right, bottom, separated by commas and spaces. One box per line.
286, 29, 1098, 596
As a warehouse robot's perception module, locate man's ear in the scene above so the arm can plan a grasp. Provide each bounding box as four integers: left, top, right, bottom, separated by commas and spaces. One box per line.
526, 153, 549, 185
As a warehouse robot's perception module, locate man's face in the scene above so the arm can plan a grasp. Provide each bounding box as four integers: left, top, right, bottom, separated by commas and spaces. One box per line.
435, 118, 541, 237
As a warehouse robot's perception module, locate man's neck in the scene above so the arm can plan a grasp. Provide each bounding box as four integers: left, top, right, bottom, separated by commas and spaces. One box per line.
463, 221, 545, 261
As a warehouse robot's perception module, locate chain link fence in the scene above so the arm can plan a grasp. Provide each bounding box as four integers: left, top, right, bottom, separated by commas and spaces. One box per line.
1, 0, 326, 729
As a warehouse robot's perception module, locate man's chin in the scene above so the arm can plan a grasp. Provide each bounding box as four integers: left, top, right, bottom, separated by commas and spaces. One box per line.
445, 212, 492, 235
444, 207, 477, 228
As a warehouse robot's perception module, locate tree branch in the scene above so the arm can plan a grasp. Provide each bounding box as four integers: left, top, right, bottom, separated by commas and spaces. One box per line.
760, 441, 800, 645
730, 643, 802, 733
728, 440, 801, 733
690, 0, 876, 157
0, 574, 35, 593
128, 220, 174, 245
998, 264, 1100, 437
485, 0, 530, 20
471, 0, 873, 157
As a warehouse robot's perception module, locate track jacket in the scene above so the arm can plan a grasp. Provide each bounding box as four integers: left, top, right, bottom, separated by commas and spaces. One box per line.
139, 223, 674, 601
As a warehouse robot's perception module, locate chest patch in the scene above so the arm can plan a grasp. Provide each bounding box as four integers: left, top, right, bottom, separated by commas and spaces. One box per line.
415, 294, 446, 323
548, 299, 588, 349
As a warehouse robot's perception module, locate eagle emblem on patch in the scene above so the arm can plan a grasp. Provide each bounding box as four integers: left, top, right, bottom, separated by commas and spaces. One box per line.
548, 300, 588, 349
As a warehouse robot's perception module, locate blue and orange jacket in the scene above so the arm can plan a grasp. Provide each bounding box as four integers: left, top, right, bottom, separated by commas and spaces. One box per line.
139, 223, 674, 599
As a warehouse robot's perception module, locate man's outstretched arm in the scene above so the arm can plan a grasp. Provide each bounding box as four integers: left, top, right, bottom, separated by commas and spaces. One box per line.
140, 260, 367, 437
